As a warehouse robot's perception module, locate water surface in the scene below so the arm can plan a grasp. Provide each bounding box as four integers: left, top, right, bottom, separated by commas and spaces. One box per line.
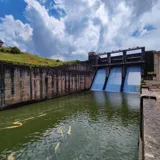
0, 91, 140, 160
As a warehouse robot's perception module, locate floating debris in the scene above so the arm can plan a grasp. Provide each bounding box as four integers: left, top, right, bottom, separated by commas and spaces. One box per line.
7, 152, 15, 160
37, 113, 46, 117
0, 121, 23, 130
23, 117, 35, 121
0, 113, 47, 130
55, 142, 60, 153
6, 121, 23, 129
67, 126, 71, 135
58, 127, 63, 135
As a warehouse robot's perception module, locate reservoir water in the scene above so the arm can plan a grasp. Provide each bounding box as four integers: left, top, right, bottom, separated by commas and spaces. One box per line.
0, 91, 140, 160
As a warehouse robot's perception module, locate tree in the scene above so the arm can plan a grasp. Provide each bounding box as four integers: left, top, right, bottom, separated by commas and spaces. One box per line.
0, 48, 4, 52
56, 59, 61, 62
10, 47, 21, 54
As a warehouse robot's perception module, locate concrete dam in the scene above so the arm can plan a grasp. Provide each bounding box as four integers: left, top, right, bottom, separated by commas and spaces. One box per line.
90, 47, 152, 93
0, 46, 155, 109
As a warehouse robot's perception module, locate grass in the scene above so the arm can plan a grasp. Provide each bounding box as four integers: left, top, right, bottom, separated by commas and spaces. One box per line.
147, 72, 156, 75
0, 47, 80, 67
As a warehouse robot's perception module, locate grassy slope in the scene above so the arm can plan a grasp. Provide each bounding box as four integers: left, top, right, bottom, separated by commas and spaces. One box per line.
0, 47, 79, 67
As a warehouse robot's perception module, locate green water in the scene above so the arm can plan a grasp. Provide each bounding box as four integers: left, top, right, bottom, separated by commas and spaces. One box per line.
0, 91, 140, 160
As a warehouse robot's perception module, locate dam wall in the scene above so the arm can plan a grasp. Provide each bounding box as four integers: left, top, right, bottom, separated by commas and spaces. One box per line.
0, 61, 95, 109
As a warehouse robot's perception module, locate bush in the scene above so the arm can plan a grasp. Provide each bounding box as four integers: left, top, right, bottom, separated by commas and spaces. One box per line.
56, 59, 61, 62
10, 47, 21, 54
147, 72, 156, 75
6, 49, 10, 52
0, 48, 4, 52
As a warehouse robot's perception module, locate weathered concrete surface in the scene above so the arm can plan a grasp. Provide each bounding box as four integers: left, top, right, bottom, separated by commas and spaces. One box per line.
142, 88, 160, 160
0, 62, 95, 109
139, 135, 143, 160
143, 80, 160, 102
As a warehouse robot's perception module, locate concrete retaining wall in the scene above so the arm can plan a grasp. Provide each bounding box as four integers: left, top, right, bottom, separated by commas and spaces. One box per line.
140, 87, 160, 160
0, 61, 95, 109
154, 52, 160, 79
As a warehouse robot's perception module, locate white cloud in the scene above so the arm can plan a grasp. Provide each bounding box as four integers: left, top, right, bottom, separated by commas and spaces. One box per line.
96, 3, 108, 25
50, 54, 64, 61
0, 0, 160, 61
124, 29, 160, 50
122, 0, 160, 50
0, 15, 33, 50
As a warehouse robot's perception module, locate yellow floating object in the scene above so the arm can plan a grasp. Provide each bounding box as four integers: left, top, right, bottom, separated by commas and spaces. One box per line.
58, 126, 62, 133
67, 126, 71, 135
6, 121, 23, 129
0, 121, 23, 130
38, 113, 46, 117
55, 142, 60, 152
0, 113, 47, 131
60, 128, 63, 135
58, 127, 63, 135
23, 117, 35, 121
8, 152, 15, 160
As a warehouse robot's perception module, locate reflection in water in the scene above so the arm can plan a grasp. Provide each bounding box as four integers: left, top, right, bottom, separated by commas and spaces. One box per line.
0, 91, 140, 160
92, 91, 106, 105
124, 93, 140, 110
106, 92, 123, 108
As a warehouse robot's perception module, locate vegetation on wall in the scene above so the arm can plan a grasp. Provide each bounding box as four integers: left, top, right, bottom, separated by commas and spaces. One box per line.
0, 46, 80, 67
147, 72, 156, 75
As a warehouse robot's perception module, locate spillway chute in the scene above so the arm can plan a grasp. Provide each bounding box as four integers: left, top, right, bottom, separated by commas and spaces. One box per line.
123, 66, 141, 93
91, 68, 106, 91
105, 67, 122, 92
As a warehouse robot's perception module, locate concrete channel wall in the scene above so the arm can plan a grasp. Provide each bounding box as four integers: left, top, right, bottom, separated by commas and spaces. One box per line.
0, 61, 95, 109
140, 88, 160, 160
154, 51, 160, 79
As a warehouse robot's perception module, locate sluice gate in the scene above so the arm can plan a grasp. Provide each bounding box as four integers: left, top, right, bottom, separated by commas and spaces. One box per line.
123, 66, 141, 93
91, 66, 141, 93
91, 68, 106, 90
105, 67, 122, 92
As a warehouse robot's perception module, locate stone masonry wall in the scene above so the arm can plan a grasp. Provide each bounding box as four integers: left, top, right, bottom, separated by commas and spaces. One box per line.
0, 61, 95, 109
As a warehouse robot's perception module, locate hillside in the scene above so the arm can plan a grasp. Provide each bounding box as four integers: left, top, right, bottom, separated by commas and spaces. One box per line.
0, 46, 79, 67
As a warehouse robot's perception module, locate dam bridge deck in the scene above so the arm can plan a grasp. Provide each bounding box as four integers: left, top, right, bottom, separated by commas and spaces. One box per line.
89, 47, 145, 68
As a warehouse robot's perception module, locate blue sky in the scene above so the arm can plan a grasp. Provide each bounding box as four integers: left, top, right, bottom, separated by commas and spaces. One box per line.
0, 0, 159, 61
132, 25, 156, 37
0, 0, 27, 22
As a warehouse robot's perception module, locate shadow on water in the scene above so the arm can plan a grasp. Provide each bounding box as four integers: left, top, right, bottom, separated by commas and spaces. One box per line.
0, 91, 140, 160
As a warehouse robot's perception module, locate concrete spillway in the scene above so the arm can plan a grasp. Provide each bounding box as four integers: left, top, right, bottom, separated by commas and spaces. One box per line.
105, 67, 122, 92
123, 66, 141, 93
91, 66, 141, 93
91, 68, 106, 90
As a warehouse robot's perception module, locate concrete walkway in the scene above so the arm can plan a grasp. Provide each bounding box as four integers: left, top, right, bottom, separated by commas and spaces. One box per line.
142, 87, 160, 160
